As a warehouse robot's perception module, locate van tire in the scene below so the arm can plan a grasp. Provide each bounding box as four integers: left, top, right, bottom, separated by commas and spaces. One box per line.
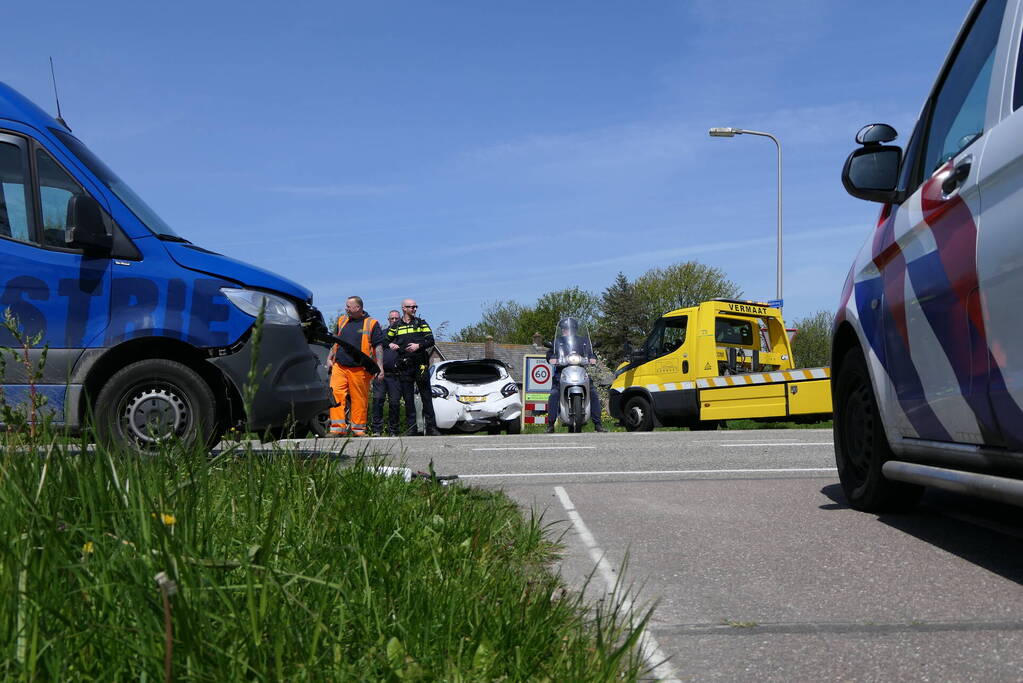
834, 346, 923, 511
622, 395, 654, 432
95, 358, 219, 451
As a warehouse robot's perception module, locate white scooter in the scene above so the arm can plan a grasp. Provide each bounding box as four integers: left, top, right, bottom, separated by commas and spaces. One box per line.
549, 317, 595, 433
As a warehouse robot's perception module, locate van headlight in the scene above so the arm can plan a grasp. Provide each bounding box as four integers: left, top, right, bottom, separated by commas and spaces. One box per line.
221, 288, 300, 326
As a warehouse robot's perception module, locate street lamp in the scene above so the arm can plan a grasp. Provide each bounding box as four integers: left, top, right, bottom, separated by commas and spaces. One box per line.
708, 127, 783, 306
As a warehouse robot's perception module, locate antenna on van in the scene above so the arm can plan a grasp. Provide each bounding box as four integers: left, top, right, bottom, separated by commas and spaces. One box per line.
49, 57, 71, 131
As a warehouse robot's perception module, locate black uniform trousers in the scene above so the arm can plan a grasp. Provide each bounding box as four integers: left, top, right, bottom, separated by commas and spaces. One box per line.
398, 362, 438, 434
371, 375, 401, 435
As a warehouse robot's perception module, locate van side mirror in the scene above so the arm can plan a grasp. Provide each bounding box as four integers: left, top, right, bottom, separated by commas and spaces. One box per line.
841, 145, 901, 203
66, 195, 113, 252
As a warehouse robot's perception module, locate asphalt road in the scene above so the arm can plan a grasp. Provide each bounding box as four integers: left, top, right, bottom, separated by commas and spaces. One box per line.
278, 429, 1023, 681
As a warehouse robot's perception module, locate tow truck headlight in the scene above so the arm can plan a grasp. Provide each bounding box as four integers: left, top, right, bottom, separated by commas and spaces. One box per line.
566, 353, 584, 366
501, 383, 518, 398
431, 385, 449, 399
221, 288, 300, 326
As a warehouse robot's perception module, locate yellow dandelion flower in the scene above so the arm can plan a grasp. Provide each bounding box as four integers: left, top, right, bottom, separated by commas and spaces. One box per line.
151, 512, 176, 526
82, 541, 94, 554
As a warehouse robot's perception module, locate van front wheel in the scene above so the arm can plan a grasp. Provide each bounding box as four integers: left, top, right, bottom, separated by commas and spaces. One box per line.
95, 359, 218, 450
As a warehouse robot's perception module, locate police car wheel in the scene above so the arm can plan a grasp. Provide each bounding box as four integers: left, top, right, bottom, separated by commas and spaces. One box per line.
622, 395, 654, 432
834, 347, 923, 512
96, 359, 218, 451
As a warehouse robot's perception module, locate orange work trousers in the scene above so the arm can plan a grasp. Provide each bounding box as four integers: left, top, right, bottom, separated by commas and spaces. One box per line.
329, 365, 373, 435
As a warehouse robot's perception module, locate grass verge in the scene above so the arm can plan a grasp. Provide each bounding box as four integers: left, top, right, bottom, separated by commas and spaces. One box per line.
0, 439, 648, 680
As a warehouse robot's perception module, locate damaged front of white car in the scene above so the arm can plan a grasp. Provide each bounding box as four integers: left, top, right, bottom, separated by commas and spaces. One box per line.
429, 359, 523, 434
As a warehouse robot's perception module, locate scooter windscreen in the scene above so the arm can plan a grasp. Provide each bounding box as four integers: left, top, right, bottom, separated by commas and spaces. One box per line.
552, 317, 593, 365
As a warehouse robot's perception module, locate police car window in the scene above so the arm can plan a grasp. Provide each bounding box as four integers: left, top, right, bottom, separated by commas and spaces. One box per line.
715, 317, 753, 346
922, 0, 1006, 173
0, 142, 32, 243
36, 148, 86, 248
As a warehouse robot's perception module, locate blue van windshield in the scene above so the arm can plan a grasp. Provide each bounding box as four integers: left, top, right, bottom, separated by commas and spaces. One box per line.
50, 128, 181, 239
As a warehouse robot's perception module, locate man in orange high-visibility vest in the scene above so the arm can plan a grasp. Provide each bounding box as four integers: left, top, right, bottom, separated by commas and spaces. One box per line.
328, 296, 386, 436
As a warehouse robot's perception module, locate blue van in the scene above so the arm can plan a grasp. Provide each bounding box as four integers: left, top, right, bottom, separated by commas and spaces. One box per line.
0, 82, 331, 447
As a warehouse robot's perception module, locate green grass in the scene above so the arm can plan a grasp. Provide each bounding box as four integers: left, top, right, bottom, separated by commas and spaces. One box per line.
0, 437, 648, 680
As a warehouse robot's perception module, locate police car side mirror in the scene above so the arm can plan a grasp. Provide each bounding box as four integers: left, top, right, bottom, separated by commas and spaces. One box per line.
855, 123, 898, 145
842, 145, 901, 203
65, 195, 113, 253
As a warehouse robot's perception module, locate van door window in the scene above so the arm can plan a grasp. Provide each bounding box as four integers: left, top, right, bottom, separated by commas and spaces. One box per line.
0, 142, 32, 243
35, 148, 87, 248
922, 0, 1007, 173
644, 316, 687, 360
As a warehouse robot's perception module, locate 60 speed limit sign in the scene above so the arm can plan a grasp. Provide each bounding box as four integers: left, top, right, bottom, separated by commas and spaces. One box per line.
523, 356, 553, 393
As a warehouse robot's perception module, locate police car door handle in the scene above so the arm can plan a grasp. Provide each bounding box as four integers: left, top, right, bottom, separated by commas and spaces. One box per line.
941, 159, 971, 195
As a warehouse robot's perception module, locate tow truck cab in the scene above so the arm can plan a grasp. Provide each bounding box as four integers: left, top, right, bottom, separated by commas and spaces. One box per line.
0, 81, 331, 447
609, 299, 831, 430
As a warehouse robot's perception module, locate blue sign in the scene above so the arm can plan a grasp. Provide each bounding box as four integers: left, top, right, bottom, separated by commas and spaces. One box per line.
767, 299, 784, 308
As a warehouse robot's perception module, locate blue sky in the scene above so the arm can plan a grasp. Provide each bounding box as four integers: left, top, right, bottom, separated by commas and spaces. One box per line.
3, 0, 971, 336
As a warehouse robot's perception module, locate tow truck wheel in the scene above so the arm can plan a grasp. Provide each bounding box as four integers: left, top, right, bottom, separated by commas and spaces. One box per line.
622, 395, 654, 432
834, 346, 923, 511
95, 358, 218, 451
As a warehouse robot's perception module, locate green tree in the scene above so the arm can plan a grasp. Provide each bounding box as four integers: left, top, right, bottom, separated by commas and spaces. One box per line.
591, 272, 650, 367
519, 287, 598, 344
789, 309, 832, 368
632, 261, 742, 321
454, 288, 597, 345
453, 300, 527, 342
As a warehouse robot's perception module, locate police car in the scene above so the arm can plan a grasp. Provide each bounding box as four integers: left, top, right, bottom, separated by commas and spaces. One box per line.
834, 0, 1023, 510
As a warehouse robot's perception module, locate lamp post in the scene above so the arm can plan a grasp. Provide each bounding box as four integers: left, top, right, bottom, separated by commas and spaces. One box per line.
708, 127, 783, 306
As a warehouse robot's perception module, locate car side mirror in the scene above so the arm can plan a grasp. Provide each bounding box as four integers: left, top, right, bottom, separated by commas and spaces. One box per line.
841, 145, 901, 203
542, 340, 552, 349
65, 195, 113, 252
629, 347, 648, 364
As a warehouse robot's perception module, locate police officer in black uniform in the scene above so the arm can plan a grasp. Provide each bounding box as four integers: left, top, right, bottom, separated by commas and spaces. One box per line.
371, 309, 403, 436
387, 298, 441, 436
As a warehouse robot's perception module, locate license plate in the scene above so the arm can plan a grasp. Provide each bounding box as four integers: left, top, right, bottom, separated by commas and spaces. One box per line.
457, 395, 487, 404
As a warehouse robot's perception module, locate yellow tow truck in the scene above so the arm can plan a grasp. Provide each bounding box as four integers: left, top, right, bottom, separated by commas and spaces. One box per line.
609, 299, 831, 431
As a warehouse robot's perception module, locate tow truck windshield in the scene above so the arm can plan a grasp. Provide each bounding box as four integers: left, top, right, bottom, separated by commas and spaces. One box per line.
50, 127, 182, 239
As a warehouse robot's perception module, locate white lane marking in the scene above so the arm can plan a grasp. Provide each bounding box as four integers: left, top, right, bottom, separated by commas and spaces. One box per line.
461, 467, 838, 478
554, 486, 681, 683
718, 442, 833, 447
478, 442, 582, 447
472, 446, 597, 451
691, 440, 833, 445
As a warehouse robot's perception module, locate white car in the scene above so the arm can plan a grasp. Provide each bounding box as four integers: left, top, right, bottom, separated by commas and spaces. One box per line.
429, 360, 522, 434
